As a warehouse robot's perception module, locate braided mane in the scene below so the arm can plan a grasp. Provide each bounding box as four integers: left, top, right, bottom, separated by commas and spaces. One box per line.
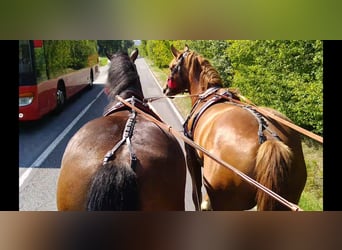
185, 51, 223, 91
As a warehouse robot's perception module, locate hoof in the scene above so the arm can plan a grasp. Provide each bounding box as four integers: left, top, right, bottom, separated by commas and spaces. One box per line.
200, 199, 212, 211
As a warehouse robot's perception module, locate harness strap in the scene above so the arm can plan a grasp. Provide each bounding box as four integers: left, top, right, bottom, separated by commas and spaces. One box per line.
104, 96, 162, 122
184, 89, 281, 144
103, 99, 138, 170
172, 51, 189, 75
242, 106, 268, 144
240, 105, 283, 143
184, 87, 230, 139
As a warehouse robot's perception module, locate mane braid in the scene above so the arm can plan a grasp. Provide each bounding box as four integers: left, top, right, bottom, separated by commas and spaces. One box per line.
197, 56, 222, 90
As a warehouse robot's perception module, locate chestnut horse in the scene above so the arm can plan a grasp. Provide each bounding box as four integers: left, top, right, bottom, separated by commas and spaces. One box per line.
56, 49, 186, 211
163, 45, 307, 211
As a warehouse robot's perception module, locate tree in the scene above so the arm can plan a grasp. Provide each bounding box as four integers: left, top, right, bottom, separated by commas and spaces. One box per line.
97, 40, 135, 56
142, 40, 323, 135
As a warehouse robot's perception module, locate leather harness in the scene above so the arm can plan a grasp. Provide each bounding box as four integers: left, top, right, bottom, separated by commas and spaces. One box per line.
102, 96, 162, 170
183, 87, 280, 144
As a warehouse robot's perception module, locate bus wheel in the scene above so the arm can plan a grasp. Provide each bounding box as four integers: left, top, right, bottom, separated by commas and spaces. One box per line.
55, 86, 66, 114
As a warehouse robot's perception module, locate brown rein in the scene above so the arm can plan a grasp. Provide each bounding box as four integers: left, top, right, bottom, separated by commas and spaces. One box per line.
117, 95, 303, 211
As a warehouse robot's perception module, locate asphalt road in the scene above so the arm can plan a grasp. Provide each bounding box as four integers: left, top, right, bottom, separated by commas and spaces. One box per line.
19, 57, 197, 211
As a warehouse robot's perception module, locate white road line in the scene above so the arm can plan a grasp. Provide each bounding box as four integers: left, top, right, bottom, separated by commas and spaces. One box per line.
140, 58, 185, 123
19, 89, 104, 188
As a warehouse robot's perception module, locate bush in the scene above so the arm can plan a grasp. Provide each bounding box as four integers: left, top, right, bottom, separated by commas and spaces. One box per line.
142, 40, 323, 136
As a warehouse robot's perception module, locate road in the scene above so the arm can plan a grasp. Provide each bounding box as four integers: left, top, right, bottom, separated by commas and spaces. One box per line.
19, 57, 196, 211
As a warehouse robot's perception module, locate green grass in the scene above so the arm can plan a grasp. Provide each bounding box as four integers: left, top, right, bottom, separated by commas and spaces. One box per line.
99, 57, 109, 66
298, 139, 323, 211
144, 57, 323, 211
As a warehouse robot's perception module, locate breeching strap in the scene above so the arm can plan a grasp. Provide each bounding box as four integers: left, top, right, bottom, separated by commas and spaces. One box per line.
222, 94, 323, 144
116, 95, 303, 211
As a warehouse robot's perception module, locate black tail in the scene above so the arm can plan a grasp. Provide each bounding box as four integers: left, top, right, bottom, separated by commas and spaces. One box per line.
86, 162, 139, 211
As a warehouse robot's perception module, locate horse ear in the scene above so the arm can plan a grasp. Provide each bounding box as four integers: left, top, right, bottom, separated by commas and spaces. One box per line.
185, 44, 190, 52
170, 44, 179, 58
106, 51, 112, 60
130, 48, 139, 62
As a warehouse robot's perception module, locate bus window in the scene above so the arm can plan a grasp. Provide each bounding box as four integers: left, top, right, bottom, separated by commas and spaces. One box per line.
34, 42, 48, 82
19, 40, 33, 73
19, 40, 36, 85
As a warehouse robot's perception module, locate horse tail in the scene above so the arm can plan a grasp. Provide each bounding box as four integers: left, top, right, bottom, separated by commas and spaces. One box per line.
86, 162, 139, 211
255, 140, 293, 210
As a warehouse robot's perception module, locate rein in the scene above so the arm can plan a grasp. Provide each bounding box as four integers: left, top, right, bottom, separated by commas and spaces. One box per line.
116, 95, 303, 211
144, 93, 198, 102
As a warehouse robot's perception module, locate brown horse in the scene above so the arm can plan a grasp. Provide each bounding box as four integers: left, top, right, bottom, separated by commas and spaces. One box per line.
56, 49, 186, 211
163, 45, 307, 211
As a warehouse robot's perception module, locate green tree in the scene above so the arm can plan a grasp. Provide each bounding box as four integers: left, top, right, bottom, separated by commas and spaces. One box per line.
139, 40, 148, 57
43, 40, 99, 78
227, 40, 322, 134
44, 40, 72, 78
69, 40, 97, 69
97, 40, 135, 56
145, 40, 171, 68
142, 40, 323, 135
186, 40, 234, 85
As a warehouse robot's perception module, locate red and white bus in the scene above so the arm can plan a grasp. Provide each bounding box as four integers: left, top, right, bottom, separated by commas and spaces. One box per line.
19, 40, 100, 121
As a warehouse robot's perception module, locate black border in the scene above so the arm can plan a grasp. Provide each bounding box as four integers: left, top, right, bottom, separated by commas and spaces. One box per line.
2, 40, 19, 210
323, 40, 341, 210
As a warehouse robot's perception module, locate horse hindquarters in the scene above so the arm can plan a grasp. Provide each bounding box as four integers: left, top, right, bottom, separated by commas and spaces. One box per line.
255, 140, 293, 210
86, 162, 139, 211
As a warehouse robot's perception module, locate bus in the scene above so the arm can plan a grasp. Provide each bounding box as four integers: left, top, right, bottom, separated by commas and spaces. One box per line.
19, 40, 100, 121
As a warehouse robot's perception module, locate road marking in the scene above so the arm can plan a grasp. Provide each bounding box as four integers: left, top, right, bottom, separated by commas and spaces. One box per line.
140, 58, 185, 123
19, 89, 104, 188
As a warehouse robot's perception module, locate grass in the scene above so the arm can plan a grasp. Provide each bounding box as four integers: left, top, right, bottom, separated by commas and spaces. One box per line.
298, 139, 323, 211
145, 57, 323, 211
99, 57, 109, 66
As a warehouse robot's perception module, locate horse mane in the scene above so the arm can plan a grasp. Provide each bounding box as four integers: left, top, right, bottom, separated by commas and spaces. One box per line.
106, 51, 143, 100
186, 51, 223, 91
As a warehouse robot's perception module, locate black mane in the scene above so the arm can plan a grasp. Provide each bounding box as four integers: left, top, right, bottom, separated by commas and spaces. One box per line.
106, 51, 143, 100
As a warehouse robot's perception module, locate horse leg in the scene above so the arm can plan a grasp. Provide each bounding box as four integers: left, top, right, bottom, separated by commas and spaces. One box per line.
185, 143, 203, 211
200, 193, 212, 211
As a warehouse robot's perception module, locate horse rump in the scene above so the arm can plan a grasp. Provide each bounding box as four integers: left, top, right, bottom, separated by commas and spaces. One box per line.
86, 162, 139, 211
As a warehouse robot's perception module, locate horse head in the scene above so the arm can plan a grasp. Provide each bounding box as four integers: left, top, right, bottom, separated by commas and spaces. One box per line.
163, 44, 192, 97
105, 48, 143, 100
164, 44, 223, 101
